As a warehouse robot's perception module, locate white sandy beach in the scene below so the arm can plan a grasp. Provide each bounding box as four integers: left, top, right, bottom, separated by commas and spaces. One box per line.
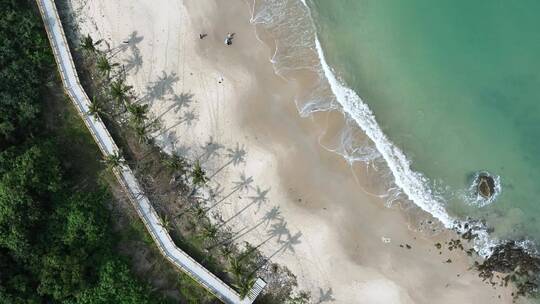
65, 0, 520, 303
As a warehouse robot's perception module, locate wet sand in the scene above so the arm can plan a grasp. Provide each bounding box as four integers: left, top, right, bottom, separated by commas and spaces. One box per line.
67, 0, 518, 302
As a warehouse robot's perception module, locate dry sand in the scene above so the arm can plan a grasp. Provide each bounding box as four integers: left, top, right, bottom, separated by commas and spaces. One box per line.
66, 0, 520, 303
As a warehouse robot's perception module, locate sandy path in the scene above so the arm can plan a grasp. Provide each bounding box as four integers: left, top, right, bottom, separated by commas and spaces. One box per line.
66, 0, 518, 303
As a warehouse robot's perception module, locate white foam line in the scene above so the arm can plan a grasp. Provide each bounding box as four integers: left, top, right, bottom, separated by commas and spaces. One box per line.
264, 0, 500, 257
312, 33, 499, 257
314, 39, 453, 227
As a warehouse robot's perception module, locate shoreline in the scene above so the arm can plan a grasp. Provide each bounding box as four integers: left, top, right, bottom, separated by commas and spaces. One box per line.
65, 0, 523, 302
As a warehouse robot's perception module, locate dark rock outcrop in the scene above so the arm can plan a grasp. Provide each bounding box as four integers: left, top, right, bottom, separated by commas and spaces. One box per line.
476, 241, 540, 300
477, 173, 496, 199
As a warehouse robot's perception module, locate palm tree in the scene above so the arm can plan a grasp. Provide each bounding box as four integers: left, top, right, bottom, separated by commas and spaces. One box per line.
234, 274, 256, 300
109, 79, 133, 109
191, 160, 208, 186
133, 123, 149, 143
228, 258, 256, 299
96, 55, 118, 78
200, 222, 218, 243
163, 153, 188, 173
159, 214, 172, 232
127, 103, 149, 126
79, 34, 102, 54
102, 152, 124, 170
87, 96, 106, 118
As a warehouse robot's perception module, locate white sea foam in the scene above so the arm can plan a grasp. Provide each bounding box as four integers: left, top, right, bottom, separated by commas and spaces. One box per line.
464, 171, 502, 208
252, 0, 501, 257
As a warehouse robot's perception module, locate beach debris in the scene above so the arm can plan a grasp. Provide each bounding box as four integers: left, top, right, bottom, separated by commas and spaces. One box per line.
448, 239, 464, 251
381, 236, 391, 244
461, 228, 478, 242
446, 259, 452, 263
199, 33, 207, 39
224, 32, 235, 45
405, 244, 411, 249
476, 172, 496, 199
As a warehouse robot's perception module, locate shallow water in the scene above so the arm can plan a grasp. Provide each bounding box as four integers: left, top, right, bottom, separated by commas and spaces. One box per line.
310, 0, 540, 247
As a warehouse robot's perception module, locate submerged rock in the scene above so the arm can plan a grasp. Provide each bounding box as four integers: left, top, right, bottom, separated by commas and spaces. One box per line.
476, 173, 496, 199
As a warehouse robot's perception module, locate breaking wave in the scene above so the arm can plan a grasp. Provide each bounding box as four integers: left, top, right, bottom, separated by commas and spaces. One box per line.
250, 0, 503, 257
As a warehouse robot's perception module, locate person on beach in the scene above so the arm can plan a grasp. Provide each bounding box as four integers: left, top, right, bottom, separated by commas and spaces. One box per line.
224, 32, 235, 45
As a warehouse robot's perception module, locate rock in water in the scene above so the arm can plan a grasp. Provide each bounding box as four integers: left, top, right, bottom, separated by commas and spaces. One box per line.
477, 173, 495, 199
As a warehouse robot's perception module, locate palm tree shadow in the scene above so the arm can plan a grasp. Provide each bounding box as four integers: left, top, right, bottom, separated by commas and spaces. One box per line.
152, 92, 195, 126
217, 185, 270, 229
144, 71, 179, 104
248, 185, 270, 211
232, 173, 254, 193
203, 173, 253, 215
265, 231, 302, 262
209, 143, 247, 178
156, 109, 198, 137
198, 136, 224, 162
120, 30, 144, 53
170, 92, 195, 112
124, 47, 143, 74
316, 287, 336, 304
223, 206, 282, 246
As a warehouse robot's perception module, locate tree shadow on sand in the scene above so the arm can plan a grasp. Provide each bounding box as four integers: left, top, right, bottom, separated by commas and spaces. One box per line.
315, 288, 336, 304
208, 205, 282, 251
143, 71, 179, 104
209, 143, 247, 179
204, 172, 254, 214
124, 47, 143, 74
232, 207, 283, 244
239, 219, 290, 260
264, 231, 302, 262
152, 92, 194, 125
118, 30, 144, 54
198, 136, 224, 162
244, 229, 303, 277
156, 109, 198, 137
217, 185, 270, 229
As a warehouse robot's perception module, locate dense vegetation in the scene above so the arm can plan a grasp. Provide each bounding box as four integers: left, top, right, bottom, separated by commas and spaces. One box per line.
0, 1, 167, 303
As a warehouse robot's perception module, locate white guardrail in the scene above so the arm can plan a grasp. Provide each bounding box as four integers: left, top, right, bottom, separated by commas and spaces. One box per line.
35, 0, 266, 303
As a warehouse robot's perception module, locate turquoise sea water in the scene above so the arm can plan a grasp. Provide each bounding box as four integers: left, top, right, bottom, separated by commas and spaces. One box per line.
310, 0, 540, 247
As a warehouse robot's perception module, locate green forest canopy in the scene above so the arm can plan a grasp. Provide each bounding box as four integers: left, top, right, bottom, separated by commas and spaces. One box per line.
0, 1, 167, 303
